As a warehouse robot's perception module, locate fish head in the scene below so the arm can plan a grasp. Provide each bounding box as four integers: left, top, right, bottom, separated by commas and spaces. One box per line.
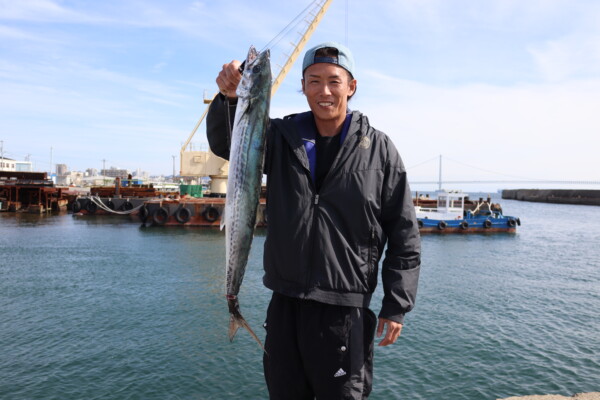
236, 46, 272, 99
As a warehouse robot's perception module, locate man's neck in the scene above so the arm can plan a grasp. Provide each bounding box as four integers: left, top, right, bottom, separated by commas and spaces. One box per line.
314, 115, 346, 137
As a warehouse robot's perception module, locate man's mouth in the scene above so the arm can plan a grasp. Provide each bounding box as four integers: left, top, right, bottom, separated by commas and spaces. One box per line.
318, 102, 333, 107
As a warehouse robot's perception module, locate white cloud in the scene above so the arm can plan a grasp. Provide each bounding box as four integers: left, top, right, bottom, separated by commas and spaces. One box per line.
0, 0, 99, 23
530, 33, 600, 81
0, 24, 48, 41
353, 70, 600, 181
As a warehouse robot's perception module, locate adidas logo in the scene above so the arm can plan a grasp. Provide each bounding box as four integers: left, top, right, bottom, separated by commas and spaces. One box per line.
334, 368, 347, 378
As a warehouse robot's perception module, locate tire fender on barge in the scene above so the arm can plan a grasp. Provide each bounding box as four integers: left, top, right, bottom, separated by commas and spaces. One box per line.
152, 207, 170, 225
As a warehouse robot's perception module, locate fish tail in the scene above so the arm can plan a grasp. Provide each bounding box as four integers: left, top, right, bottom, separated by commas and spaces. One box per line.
227, 295, 266, 353
228, 312, 265, 352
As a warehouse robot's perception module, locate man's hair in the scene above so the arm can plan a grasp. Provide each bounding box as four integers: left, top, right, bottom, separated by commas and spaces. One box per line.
314, 47, 341, 60
305, 47, 356, 101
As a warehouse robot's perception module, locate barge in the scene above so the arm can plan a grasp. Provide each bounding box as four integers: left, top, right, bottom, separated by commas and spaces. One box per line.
69, 177, 187, 216
70, 179, 267, 228
138, 197, 267, 227
0, 171, 69, 213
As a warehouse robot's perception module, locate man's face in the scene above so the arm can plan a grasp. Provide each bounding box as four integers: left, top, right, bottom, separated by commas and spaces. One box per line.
302, 63, 356, 126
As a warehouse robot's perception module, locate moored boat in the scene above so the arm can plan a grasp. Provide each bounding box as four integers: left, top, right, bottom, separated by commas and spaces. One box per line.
415, 190, 520, 234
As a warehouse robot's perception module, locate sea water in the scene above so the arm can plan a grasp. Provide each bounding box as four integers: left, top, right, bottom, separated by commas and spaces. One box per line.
1, 197, 599, 399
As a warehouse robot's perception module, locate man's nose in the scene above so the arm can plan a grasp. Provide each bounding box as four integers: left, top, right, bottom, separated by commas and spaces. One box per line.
321, 83, 332, 95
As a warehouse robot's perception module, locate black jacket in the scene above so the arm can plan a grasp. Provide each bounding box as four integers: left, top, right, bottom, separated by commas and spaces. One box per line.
207, 94, 421, 323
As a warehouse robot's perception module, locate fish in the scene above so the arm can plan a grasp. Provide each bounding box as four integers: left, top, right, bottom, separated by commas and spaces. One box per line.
223, 46, 271, 349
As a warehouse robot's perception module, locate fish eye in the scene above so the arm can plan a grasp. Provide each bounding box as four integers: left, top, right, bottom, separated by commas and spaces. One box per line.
252, 65, 261, 73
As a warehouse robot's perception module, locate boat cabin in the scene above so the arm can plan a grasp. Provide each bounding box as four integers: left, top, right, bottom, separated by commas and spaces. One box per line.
415, 190, 467, 220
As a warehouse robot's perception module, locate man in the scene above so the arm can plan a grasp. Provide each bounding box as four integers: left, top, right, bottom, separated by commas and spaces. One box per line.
207, 42, 421, 399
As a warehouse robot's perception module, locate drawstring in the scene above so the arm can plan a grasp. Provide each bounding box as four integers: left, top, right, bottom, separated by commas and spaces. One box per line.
225, 97, 233, 151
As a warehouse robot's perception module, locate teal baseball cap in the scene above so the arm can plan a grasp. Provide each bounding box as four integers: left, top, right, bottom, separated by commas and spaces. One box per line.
302, 42, 355, 78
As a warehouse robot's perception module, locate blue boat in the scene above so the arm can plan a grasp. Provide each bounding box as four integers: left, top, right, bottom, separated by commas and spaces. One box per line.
415, 190, 521, 233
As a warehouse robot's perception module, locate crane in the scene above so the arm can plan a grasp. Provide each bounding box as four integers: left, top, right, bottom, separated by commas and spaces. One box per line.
179, 0, 333, 194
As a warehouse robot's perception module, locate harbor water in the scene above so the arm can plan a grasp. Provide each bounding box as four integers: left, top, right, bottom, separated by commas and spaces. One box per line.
1, 196, 599, 399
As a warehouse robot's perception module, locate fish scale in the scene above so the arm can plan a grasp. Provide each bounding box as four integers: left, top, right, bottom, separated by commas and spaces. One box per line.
222, 46, 271, 350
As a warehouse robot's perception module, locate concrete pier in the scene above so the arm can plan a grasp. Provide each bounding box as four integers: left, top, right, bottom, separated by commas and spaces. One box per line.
502, 189, 600, 206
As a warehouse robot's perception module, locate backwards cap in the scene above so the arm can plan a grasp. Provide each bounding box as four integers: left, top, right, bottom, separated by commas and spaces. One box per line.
302, 42, 355, 78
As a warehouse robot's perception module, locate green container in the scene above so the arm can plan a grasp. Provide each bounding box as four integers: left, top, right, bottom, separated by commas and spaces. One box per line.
179, 184, 203, 198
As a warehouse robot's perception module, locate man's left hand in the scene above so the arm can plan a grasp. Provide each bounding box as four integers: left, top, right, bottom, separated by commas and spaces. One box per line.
376, 318, 403, 346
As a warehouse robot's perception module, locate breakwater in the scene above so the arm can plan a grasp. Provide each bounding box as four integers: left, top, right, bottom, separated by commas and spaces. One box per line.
502, 189, 600, 206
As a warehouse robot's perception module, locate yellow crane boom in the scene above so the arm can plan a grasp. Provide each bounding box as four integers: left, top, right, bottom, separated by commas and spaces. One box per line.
270, 0, 333, 96
180, 0, 333, 190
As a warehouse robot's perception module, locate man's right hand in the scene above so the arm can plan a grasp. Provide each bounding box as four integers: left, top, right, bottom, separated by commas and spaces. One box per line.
216, 60, 242, 99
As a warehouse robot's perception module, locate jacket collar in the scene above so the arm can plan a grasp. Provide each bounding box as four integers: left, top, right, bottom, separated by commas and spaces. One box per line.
274, 110, 367, 174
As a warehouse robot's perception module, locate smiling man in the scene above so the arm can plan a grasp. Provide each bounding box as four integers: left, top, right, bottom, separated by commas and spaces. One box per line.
207, 42, 421, 400
302, 48, 356, 136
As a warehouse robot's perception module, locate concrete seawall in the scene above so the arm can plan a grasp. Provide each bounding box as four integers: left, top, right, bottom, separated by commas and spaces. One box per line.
502, 189, 600, 206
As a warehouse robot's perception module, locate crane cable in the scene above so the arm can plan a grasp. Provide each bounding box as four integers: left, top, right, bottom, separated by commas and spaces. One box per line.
261, 0, 323, 52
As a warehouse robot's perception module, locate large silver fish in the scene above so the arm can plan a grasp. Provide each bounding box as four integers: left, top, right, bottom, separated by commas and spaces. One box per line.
223, 46, 271, 348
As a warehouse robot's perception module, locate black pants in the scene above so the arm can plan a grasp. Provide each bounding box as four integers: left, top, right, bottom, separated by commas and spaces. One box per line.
263, 293, 377, 400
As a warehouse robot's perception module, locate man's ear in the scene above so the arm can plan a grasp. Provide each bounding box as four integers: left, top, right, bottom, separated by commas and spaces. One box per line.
348, 79, 357, 96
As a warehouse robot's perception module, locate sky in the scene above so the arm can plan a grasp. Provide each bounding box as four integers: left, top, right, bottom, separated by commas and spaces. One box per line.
1, 0, 599, 191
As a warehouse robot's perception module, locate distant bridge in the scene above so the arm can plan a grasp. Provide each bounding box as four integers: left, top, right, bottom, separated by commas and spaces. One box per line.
407, 156, 599, 188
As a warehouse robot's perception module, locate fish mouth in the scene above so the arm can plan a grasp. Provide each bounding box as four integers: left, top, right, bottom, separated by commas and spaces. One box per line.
242, 47, 270, 77
245, 47, 270, 66
246, 46, 259, 64
237, 45, 272, 99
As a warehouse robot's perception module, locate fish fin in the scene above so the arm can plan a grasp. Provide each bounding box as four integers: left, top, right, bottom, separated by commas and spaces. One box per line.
220, 207, 226, 231
227, 296, 266, 353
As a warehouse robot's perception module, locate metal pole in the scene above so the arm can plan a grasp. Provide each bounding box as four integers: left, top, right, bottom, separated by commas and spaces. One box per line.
172, 155, 176, 181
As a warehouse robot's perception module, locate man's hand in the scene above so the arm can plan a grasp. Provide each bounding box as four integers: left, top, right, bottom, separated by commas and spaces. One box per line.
376, 318, 403, 346
216, 60, 242, 99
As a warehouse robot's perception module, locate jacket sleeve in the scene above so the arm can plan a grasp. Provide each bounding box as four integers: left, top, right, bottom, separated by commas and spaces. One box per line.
378, 140, 421, 324
206, 93, 237, 160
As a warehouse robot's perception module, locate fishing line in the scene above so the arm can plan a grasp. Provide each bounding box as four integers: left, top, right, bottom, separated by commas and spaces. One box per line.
345, 0, 348, 46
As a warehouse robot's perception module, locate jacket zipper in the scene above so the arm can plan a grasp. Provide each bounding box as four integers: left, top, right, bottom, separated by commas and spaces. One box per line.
368, 227, 375, 280
304, 193, 319, 293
